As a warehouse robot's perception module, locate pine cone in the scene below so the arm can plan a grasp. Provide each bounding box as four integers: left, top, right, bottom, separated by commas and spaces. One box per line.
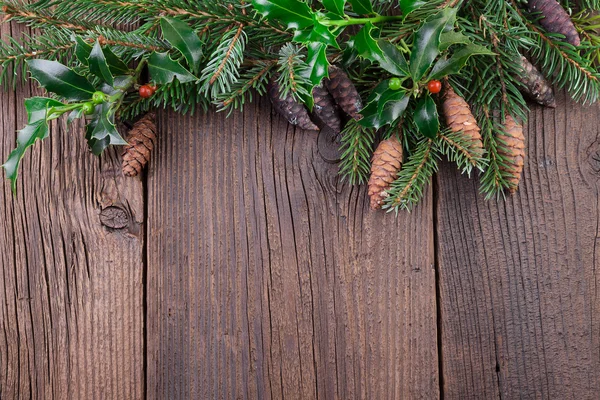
528, 0, 580, 46
311, 84, 343, 134
498, 114, 526, 194
368, 135, 403, 210
267, 77, 319, 131
122, 112, 156, 177
325, 66, 363, 120
442, 84, 485, 156
516, 55, 556, 108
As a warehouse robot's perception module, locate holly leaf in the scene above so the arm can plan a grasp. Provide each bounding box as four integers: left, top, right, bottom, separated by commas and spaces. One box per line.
3, 97, 64, 192
89, 40, 114, 86
428, 44, 495, 80
293, 19, 340, 48
323, 0, 346, 16
75, 37, 130, 76
399, 0, 426, 15
251, 0, 314, 31
160, 17, 203, 72
439, 31, 471, 51
414, 94, 439, 138
304, 42, 330, 88
353, 23, 408, 76
148, 52, 197, 84
85, 102, 127, 155
360, 81, 410, 129
409, 8, 457, 81
350, 0, 373, 15
27, 59, 96, 101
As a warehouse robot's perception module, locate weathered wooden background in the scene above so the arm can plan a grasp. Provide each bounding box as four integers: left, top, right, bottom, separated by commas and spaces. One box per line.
2, 22, 600, 400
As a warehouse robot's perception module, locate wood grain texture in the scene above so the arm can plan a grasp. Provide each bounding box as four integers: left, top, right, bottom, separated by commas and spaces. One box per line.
436, 90, 600, 399
146, 99, 439, 400
0, 22, 145, 400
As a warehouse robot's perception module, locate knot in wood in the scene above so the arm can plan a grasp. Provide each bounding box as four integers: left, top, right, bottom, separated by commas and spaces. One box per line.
100, 206, 129, 229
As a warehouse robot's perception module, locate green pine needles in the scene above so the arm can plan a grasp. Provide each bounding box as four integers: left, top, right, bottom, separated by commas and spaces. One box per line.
0, 0, 599, 213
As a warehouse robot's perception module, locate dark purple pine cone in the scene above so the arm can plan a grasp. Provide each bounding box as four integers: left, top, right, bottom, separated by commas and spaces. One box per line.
516, 55, 556, 108
528, 0, 580, 46
311, 84, 343, 134
325, 66, 363, 120
267, 78, 319, 131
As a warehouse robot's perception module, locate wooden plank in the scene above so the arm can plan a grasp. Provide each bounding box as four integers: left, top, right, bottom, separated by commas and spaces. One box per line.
146, 98, 439, 399
436, 90, 600, 399
0, 23, 145, 399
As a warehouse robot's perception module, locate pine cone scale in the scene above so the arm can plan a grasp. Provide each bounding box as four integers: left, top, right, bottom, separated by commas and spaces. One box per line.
368, 136, 403, 210
122, 112, 157, 177
498, 114, 526, 194
325, 66, 363, 120
442, 85, 484, 155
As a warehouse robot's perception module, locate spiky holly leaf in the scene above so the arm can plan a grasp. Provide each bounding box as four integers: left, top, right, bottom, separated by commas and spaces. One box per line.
293, 19, 340, 48
304, 42, 330, 89
409, 8, 457, 81
85, 102, 127, 155
399, 0, 426, 15
360, 81, 410, 129
353, 23, 409, 76
428, 44, 494, 80
414, 93, 439, 138
323, 0, 346, 16
148, 52, 197, 84
89, 40, 115, 86
251, 0, 314, 31
27, 59, 96, 101
160, 17, 204, 72
75, 37, 130, 76
350, 0, 373, 15
3, 97, 64, 192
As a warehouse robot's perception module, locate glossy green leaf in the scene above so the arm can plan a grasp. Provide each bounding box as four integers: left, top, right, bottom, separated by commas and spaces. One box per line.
304, 42, 330, 87
399, 0, 426, 15
414, 94, 439, 138
350, 0, 373, 15
323, 0, 346, 16
148, 52, 197, 84
75, 37, 130, 76
75, 36, 93, 64
89, 40, 114, 86
353, 23, 408, 76
27, 59, 96, 101
251, 0, 314, 31
360, 81, 409, 129
67, 108, 83, 127
3, 97, 64, 192
439, 31, 471, 51
293, 19, 339, 48
428, 44, 495, 80
409, 8, 457, 81
160, 17, 203, 72
85, 102, 127, 155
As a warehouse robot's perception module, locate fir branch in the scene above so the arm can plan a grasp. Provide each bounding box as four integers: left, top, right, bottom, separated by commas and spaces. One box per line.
436, 130, 487, 177
216, 60, 275, 114
199, 24, 247, 100
338, 119, 376, 185
384, 138, 439, 212
1, 2, 99, 32
275, 43, 311, 102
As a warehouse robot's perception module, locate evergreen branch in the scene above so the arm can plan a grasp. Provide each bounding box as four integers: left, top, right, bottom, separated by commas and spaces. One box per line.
199, 24, 247, 99
1, 2, 98, 32
275, 43, 311, 102
216, 60, 275, 114
338, 119, 376, 185
436, 130, 487, 177
384, 138, 439, 211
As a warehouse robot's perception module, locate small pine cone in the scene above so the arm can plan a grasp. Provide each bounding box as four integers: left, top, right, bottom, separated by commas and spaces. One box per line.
498, 114, 526, 194
311, 84, 343, 134
267, 77, 319, 131
442, 84, 484, 156
528, 0, 580, 46
516, 55, 556, 108
325, 66, 363, 120
368, 135, 403, 210
122, 112, 156, 177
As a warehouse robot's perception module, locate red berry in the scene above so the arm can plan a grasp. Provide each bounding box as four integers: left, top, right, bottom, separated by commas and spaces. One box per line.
139, 85, 154, 99
427, 80, 442, 94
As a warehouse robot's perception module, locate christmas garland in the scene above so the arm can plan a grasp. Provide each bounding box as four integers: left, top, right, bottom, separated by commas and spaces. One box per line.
1, 0, 599, 212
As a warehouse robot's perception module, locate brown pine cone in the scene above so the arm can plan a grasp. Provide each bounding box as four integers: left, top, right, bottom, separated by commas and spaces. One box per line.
311, 84, 343, 134
498, 114, 526, 194
528, 0, 580, 46
122, 112, 156, 177
516, 55, 556, 108
267, 77, 319, 131
442, 84, 485, 157
368, 135, 403, 210
325, 66, 363, 120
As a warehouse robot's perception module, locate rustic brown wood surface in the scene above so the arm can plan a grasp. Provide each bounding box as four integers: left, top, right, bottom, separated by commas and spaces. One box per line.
0, 23, 598, 399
